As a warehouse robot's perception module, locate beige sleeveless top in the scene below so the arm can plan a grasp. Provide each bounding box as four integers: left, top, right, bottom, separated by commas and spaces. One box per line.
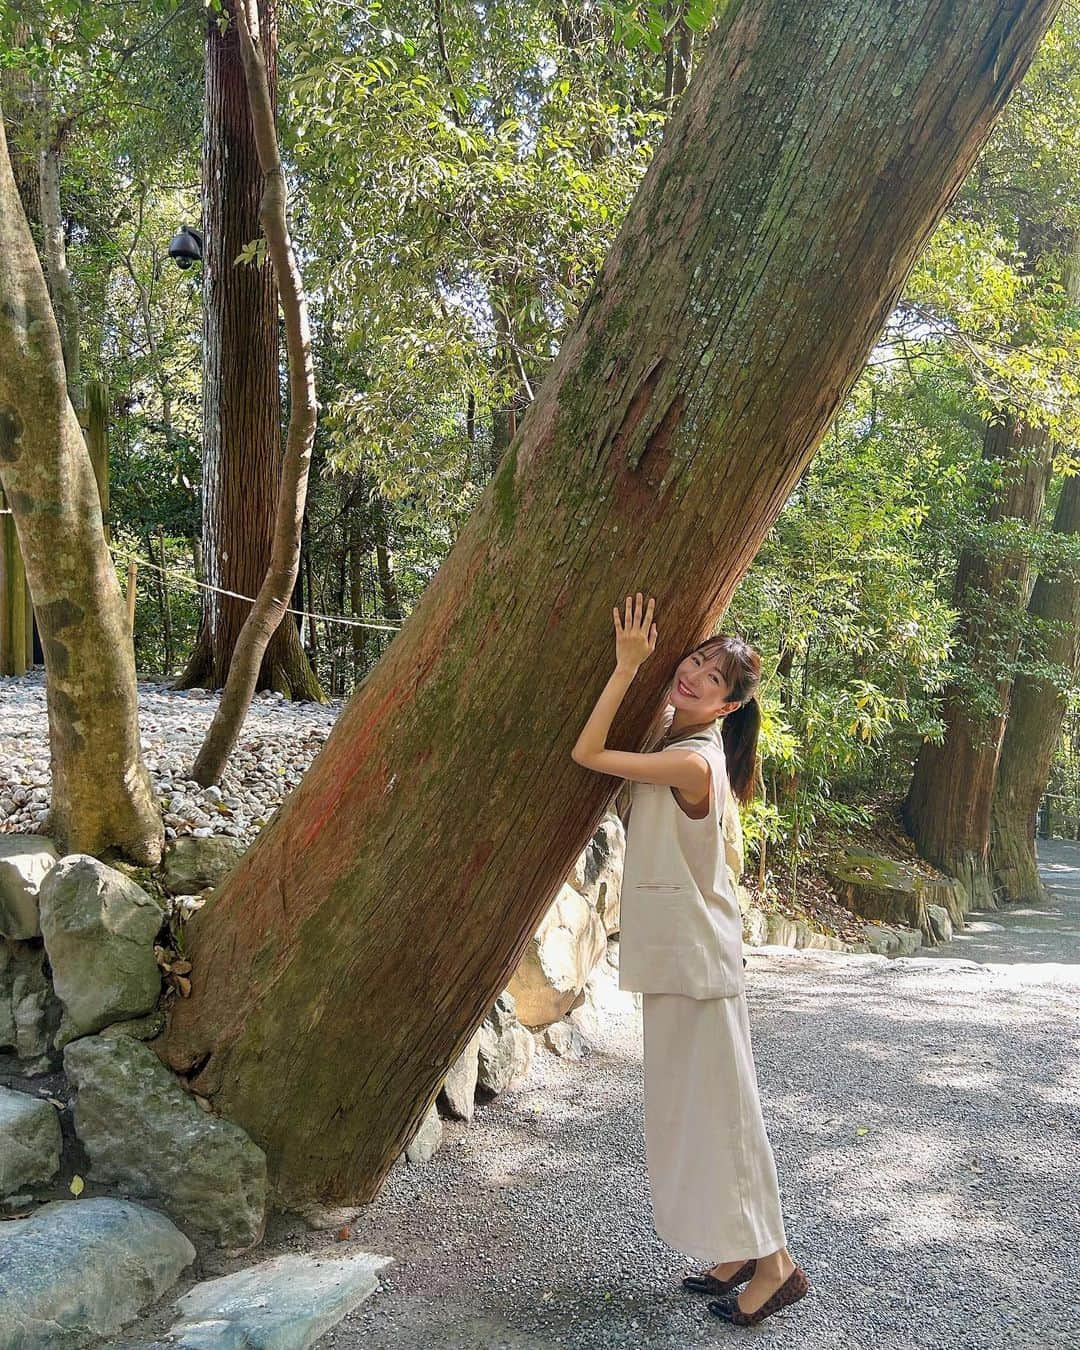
618, 720, 746, 998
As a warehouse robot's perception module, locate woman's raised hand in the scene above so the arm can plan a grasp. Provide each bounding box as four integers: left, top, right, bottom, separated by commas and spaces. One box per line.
614, 592, 658, 672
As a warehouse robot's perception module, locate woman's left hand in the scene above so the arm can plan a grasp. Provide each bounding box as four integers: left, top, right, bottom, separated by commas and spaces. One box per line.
614, 592, 657, 672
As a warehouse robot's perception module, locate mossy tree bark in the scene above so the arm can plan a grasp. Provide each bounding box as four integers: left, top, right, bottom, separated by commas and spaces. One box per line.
174, 0, 323, 703
902, 412, 1054, 908
0, 113, 163, 863
990, 470, 1080, 901
163, 0, 1062, 1204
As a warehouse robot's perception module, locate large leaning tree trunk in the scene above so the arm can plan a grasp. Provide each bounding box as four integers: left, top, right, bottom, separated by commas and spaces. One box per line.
902, 410, 1054, 909
163, 0, 1062, 1205
174, 0, 323, 702
990, 468, 1080, 901
190, 0, 318, 786
0, 113, 163, 864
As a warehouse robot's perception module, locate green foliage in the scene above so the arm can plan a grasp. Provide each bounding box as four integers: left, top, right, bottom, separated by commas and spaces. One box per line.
5, 0, 1080, 871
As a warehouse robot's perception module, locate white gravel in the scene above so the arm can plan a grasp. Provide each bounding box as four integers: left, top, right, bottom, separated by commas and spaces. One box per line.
0, 670, 343, 845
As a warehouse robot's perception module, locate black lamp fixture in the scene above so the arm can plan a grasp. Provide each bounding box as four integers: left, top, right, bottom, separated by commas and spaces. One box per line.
168, 225, 204, 270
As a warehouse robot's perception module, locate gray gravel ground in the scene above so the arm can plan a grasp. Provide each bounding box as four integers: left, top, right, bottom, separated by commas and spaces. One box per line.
100, 845, 1080, 1349
326, 838, 1080, 1350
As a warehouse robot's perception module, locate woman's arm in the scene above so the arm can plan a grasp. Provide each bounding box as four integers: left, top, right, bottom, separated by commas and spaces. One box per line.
570, 593, 710, 798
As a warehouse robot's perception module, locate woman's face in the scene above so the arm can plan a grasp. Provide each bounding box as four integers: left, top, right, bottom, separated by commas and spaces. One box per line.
668, 649, 740, 720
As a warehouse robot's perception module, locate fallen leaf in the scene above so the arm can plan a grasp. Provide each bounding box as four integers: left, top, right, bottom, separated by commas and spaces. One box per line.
855, 1127, 869, 1136
336, 1225, 351, 1241
70, 1175, 84, 1197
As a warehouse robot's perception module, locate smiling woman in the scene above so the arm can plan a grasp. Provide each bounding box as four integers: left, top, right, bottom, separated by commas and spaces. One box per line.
570, 595, 803, 1308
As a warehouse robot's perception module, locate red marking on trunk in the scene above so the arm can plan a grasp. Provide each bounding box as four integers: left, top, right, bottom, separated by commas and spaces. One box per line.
293, 679, 400, 852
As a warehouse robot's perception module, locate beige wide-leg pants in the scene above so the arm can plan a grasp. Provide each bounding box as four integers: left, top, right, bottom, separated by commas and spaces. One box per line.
641, 988, 787, 1262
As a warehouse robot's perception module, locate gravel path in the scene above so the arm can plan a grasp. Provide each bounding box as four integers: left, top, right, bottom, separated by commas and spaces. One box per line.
327, 924, 1078, 1348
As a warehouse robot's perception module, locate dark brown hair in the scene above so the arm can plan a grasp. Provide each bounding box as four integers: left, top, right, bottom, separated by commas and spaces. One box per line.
667, 633, 762, 807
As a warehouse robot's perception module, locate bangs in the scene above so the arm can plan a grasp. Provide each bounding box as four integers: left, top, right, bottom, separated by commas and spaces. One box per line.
692, 637, 739, 687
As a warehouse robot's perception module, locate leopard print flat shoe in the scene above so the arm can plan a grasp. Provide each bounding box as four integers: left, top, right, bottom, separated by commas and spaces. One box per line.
707, 1263, 810, 1325
681, 1259, 756, 1296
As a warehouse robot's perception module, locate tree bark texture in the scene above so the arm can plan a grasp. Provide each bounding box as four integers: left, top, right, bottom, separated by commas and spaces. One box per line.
163, 0, 1062, 1204
190, 0, 320, 786
903, 412, 1054, 908
36, 105, 83, 412
990, 469, 1080, 902
0, 114, 163, 863
175, 0, 323, 703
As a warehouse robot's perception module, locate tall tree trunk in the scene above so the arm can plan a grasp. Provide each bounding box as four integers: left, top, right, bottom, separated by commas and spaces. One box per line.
175, 0, 323, 704
989, 226, 1080, 902
371, 491, 402, 627
990, 470, 1080, 901
347, 472, 373, 674
190, 0, 320, 785
163, 0, 1062, 1205
903, 412, 1054, 908
0, 113, 163, 863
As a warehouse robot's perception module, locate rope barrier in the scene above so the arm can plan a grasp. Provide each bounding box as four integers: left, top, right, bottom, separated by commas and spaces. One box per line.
106, 545, 405, 632
2, 508, 404, 631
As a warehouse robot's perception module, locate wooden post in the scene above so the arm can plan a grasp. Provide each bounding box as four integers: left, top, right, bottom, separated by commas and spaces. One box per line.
0, 492, 28, 676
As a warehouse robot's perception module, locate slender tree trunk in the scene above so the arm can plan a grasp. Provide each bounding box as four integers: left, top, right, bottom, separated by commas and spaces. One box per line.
347, 474, 372, 674
903, 412, 1054, 908
0, 487, 29, 677
0, 113, 163, 863
157, 526, 174, 674
163, 0, 1062, 1205
81, 379, 110, 542
190, 0, 320, 784
36, 99, 83, 414
175, 0, 323, 704
990, 470, 1080, 901
371, 492, 402, 627
989, 226, 1080, 899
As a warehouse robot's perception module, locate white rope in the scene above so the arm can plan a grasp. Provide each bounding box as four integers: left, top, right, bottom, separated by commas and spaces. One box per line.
2, 511, 403, 631
107, 545, 404, 632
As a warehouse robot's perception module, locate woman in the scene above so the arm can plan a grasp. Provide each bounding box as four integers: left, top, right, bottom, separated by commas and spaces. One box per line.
571, 592, 809, 1328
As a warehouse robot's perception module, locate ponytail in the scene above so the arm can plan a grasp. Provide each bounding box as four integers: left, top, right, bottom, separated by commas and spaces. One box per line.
721, 694, 760, 807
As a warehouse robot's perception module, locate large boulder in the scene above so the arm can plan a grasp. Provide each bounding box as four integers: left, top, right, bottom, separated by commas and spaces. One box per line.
38, 855, 164, 1046
476, 991, 534, 1096
0, 938, 59, 1070
0, 1086, 61, 1197
506, 883, 607, 1029
404, 1098, 443, 1163
162, 834, 246, 896
64, 1034, 267, 1248
0, 1197, 194, 1347
0, 834, 58, 939
437, 1025, 482, 1122
568, 812, 625, 934
722, 794, 745, 881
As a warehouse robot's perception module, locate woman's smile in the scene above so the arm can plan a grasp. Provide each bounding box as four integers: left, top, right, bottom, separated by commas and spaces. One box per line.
676, 679, 698, 699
